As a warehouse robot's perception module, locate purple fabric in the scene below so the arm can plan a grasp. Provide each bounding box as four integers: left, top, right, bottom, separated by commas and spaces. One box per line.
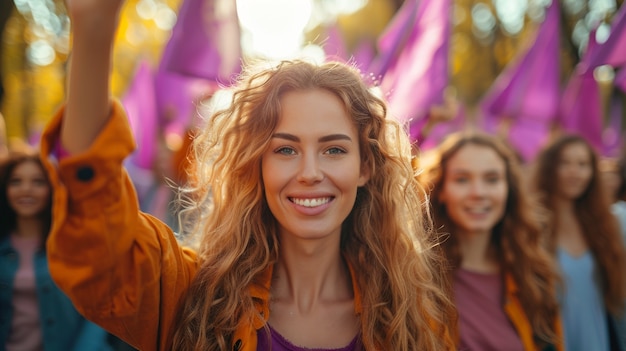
480, 0, 560, 161
256, 324, 362, 351
352, 40, 375, 75
558, 24, 603, 153
503, 118, 551, 162
154, 67, 213, 139
418, 103, 467, 150
558, 71, 603, 152
160, 0, 242, 83
121, 60, 158, 170
369, 0, 419, 80
377, 0, 452, 142
616, 68, 626, 93
323, 24, 348, 63
454, 269, 524, 351
603, 94, 624, 157
582, 4, 626, 73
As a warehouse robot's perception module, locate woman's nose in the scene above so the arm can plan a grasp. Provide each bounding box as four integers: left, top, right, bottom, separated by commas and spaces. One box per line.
296, 153, 323, 184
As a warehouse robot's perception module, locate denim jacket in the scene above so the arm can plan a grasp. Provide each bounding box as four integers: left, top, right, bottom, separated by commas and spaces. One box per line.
0, 236, 113, 351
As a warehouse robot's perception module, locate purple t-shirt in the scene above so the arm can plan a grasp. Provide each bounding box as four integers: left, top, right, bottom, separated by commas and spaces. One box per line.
454, 268, 524, 351
256, 324, 362, 351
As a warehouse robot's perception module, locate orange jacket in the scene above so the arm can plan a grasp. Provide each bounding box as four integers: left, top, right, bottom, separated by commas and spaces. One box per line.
40, 101, 453, 350
501, 273, 564, 351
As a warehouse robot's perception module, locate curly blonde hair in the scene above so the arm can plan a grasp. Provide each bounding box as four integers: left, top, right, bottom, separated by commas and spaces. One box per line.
169, 60, 456, 350
418, 131, 561, 347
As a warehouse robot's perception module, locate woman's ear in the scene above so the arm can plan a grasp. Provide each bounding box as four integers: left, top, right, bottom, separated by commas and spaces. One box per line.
358, 163, 370, 187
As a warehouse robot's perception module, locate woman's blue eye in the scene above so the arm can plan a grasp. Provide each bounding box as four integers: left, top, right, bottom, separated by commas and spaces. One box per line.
326, 147, 346, 155
276, 147, 296, 155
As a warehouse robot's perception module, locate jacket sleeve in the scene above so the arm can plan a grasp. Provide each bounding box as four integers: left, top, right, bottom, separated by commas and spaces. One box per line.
40, 100, 198, 350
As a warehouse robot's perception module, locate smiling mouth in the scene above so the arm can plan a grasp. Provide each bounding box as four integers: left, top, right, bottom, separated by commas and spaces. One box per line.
290, 197, 332, 208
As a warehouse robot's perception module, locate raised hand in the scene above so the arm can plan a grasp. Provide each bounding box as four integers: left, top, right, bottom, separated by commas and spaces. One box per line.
61, 0, 126, 153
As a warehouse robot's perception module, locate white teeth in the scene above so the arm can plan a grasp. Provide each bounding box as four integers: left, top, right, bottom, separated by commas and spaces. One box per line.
292, 197, 331, 208
466, 208, 488, 214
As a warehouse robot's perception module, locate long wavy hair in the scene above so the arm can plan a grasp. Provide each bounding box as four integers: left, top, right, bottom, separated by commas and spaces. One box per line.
169, 60, 456, 350
534, 134, 626, 315
418, 131, 561, 346
0, 152, 52, 244
615, 154, 626, 202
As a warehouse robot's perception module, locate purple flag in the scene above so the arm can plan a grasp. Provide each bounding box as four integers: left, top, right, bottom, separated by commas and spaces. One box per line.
558, 72, 603, 151
557, 25, 603, 152
603, 94, 623, 157
369, 0, 420, 80
352, 39, 375, 75
419, 102, 466, 151
161, 0, 242, 83
480, 0, 560, 161
581, 4, 626, 73
616, 68, 626, 93
323, 24, 348, 62
154, 68, 213, 142
377, 0, 452, 142
122, 60, 158, 170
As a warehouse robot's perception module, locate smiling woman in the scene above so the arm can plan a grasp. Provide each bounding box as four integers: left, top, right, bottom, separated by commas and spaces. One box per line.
39, 1, 457, 350
0, 152, 115, 351
533, 134, 626, 351
418, 131, 564, 351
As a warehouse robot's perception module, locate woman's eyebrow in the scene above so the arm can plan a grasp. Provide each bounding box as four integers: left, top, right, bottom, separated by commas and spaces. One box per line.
271, 133, 353, 143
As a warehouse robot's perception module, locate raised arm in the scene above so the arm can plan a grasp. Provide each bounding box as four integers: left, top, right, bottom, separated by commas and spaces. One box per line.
61, 0, 125, 154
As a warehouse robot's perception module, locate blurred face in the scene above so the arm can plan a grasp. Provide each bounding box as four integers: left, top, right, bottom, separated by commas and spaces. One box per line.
7, 160, 51, 219
261, 89, 369, 243
439, 144, 508, 236
556, 142, 593, 200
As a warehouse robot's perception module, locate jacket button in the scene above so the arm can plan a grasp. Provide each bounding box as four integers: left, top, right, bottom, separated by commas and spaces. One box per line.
233, 339, 242, 351
76, 166, 95, 182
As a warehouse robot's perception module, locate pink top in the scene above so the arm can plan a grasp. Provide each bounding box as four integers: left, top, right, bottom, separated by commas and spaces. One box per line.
6, 234, 43, 351
454, 268, 523, 351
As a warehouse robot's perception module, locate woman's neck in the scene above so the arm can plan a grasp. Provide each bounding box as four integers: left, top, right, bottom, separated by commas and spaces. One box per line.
13, 217, 44, 239
457, 230, 499, 274
271, 238, 352, 313
554, 195, 576, 217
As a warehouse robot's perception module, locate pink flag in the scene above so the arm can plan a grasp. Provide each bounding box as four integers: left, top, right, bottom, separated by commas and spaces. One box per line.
377, 0, 452, 142
581, 4, 626, 73
480, 0, 560, 161
161, 0, 242, 83
122, 60, 158, 170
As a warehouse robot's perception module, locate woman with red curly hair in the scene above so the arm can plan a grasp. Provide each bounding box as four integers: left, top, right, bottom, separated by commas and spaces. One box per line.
419, 131, 563, 351
37, 0, 457, 349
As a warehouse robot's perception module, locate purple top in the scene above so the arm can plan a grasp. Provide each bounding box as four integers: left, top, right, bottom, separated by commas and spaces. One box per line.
256, 324, 362, 351
454, 268, 523, 351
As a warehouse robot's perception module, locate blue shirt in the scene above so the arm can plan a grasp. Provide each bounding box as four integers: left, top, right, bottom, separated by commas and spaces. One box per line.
557, 249, 609, 351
